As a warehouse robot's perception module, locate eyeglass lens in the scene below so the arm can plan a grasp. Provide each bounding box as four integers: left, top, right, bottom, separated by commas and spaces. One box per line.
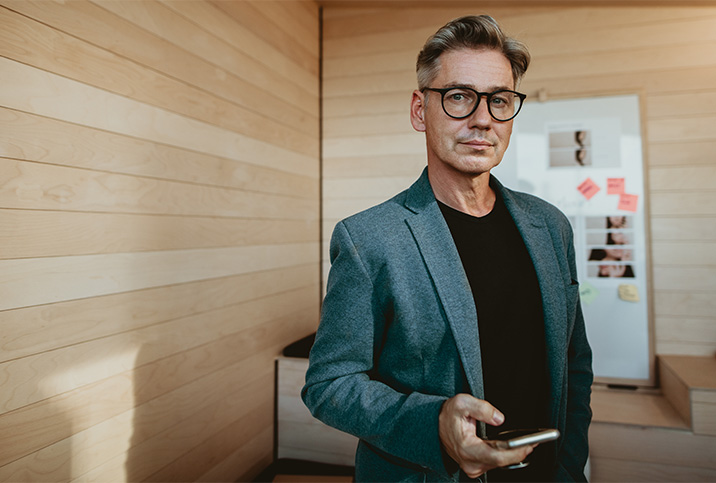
442, 88, 522, 121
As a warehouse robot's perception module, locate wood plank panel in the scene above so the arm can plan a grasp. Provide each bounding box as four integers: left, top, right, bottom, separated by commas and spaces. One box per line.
324, 92, 409, 118
693, 400, 716, 436
120, 371, 274, 482
651, 241, 716, 265
647, 90, 716, 119
1, 1, 318, 141
650, 217, 716, 241
520, 65, 716, 101
590, 455, 716, 482
1, 0, 320, 480
0, 209, 318, 259
157, 0, 317, 96
210, 1, 318, 74
649, 166, 716, 191
247, 1, 319, 57
0, 5, 318, 153
647, 140, 716, 167
529, 42, 716, 82
323, 154, 426, 179
653, 291, 716, 318
650, 192, 716, 216
0, 158, 317, 219
142, 377, 274, 482
323, 176, 418, 200
0, 57, 317, 176
655, 341, 716, 357
0, 286, 315, 413
653, 266, 716, 292
0, 307, 317, 469
323, 113, 411, 138
323, 14, 716, 79
321, 7, 549, 40
324, 133, 424, 158
648, 115, 716, 143
0, 263, 315, 375
523, 14, 716, 58
0, 242, 318, 311
0, 348, 274, 482
0, 108, 317, 195
323, 8, 716, 57
91, 0, 317, 118
323, 71, 414, 98
195, 427, 273, 482
589, 423, 716, 470
655, 316, 716, 347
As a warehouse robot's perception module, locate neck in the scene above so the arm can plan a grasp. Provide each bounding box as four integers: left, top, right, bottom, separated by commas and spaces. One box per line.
428, 164, 496, 217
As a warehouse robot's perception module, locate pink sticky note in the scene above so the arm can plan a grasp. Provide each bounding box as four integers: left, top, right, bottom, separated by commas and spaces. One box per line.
577, 178, 600, 200
607, 178, 625, 195
618, 193, 639, 212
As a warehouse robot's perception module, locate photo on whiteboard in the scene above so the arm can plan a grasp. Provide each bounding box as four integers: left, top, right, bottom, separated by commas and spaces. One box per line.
586, 231, 633, 246
548, 129, 592, 167
587, 263, 635, 278
587, 247, 633, 262
585, 215, 633, 230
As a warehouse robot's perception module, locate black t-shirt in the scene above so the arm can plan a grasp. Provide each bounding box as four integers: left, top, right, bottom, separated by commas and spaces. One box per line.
438, 193, 553, 481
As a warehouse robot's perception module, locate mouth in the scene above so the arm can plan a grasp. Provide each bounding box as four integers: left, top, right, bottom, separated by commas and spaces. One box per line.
460, 139, 494, 150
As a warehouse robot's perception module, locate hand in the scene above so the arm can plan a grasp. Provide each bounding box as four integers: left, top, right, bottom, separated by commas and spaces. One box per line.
438, 394, 536, 479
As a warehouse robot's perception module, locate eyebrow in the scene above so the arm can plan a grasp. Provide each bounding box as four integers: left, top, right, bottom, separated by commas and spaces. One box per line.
441, 82, 514, 91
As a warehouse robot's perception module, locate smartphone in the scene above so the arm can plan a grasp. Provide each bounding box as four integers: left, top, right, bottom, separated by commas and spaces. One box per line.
490, 428, 560, 450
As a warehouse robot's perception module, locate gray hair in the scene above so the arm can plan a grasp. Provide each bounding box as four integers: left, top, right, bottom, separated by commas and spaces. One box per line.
416, 15, 531, 90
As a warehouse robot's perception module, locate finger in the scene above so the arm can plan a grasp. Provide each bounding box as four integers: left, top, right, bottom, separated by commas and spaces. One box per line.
458, 395, 504, 426
477, 441, 535, 468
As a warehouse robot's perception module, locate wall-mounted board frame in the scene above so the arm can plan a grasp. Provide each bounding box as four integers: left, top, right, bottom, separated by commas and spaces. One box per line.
495, 94, 654, 386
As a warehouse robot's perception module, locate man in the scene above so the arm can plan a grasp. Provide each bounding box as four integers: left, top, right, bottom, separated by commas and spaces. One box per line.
302, 15, 592, 482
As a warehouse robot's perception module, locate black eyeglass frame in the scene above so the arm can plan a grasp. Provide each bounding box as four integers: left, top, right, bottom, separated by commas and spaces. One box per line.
421, 87, 527, 122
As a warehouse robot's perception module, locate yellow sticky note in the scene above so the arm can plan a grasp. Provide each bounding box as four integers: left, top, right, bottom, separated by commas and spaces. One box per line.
618, 284, 639, 303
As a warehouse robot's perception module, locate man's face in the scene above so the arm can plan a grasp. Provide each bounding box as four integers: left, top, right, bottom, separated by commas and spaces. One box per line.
411, 48, 516, 177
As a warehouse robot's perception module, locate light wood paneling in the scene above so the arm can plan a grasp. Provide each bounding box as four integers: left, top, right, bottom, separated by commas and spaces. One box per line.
0, 210, 318, 260
321, 3, 716, 358
0, 1, 320, 481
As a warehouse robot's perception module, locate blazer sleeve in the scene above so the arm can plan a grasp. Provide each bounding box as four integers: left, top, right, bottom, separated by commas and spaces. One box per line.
301, 221, 452, 476
556, 226, 594, 482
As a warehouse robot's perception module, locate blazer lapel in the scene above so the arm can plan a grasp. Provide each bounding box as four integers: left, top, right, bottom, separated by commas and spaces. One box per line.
403, 169, 485, 399
498, 181, 568, 424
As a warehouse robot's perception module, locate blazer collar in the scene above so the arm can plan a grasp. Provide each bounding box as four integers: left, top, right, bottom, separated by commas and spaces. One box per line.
403, 168, 484, 398
403, 168, 568, 419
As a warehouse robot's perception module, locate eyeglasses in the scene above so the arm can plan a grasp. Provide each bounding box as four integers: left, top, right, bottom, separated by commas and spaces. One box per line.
422, 87, 527, 122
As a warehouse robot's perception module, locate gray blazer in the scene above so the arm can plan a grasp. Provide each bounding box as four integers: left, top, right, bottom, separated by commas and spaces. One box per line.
303, 169, 593, 482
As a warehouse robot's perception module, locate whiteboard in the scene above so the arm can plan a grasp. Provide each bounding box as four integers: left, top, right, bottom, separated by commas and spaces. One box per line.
494, 94, 652, 385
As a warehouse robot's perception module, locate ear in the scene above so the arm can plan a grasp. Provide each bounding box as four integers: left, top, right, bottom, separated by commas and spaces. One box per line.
410, 90, 426, 132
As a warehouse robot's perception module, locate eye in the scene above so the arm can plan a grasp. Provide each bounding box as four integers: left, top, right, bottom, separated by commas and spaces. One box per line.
446, 89, 475, 103
491, 95, 508, 106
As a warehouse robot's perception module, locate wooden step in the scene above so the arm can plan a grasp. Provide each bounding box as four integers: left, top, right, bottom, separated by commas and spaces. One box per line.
659, 354, 716, 436
591, 385, 688, 429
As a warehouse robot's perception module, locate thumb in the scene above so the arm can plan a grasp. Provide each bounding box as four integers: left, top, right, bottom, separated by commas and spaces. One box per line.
456, 394, 505, 427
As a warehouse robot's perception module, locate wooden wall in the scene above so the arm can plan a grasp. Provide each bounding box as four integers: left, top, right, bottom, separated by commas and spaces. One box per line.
321, 5, 716, 357
0, 1, 319, 481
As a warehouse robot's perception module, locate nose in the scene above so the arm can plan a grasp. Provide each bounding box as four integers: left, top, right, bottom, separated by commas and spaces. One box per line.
468, 94, 493, 129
